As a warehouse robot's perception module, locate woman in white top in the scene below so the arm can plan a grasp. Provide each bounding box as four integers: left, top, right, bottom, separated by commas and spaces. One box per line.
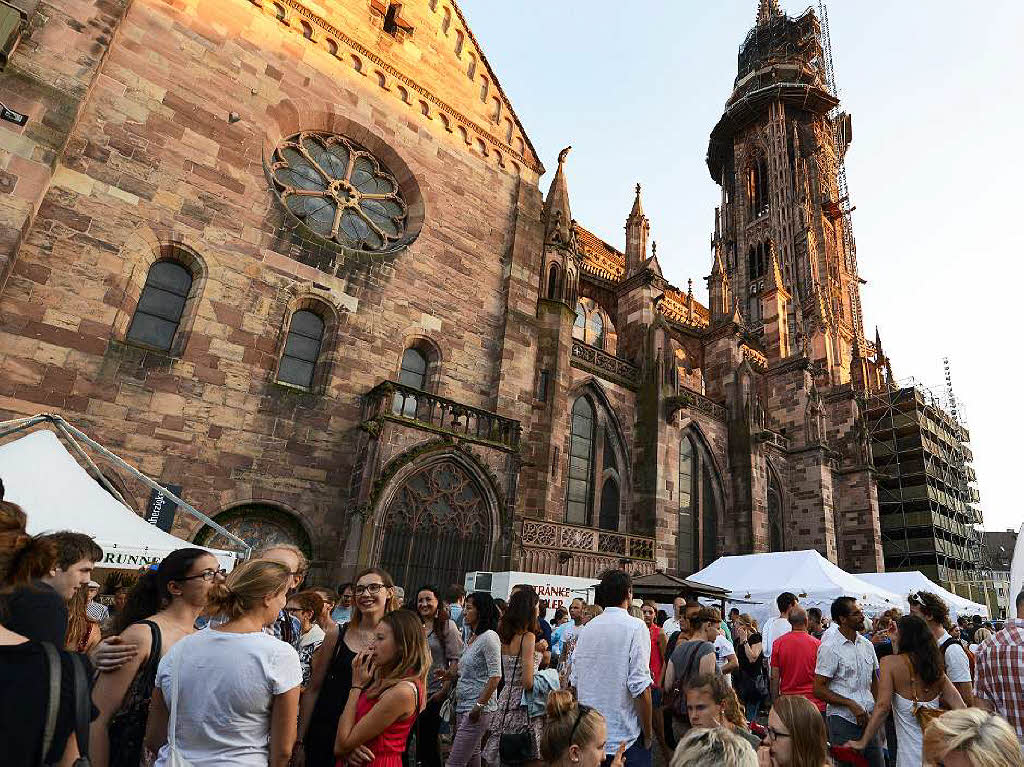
847, 615, 965, 767
144, 559, 303, 767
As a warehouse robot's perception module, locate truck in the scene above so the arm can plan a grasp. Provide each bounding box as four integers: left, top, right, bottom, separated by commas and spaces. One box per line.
464, 571, 599, 619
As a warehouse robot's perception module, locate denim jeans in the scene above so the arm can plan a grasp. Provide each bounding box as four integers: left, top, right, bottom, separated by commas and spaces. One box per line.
601, 737, 651, 767
827, 715, 884, 767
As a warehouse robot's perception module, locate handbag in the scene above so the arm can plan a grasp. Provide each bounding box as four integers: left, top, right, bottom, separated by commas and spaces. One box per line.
108, 621, 162, 767
907, 657, 944, 731
497, 640, 533, 764
69, 653, 92, 767
166, 647, 195, 767
40, 643, 61, 767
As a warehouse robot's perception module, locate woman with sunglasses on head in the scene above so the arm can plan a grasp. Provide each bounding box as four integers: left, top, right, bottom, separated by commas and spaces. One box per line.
144, 559, 302, 767
760, 695, 830, 767
296, 568, 396, 767
89, 548, 223, 767
540, 689, 625, 767
414, 584, 464, 767
446, 592, 502, 767
333, 609, 430, 766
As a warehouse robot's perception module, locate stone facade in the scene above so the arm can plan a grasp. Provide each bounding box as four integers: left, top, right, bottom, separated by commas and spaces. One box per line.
0, 0, 902, 585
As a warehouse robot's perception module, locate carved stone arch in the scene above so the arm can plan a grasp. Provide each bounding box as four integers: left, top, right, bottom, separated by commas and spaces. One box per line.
677, 420, 727, 573
192, 498, 316, 561
765, 458, 786, 553
366, 443, 502, 588
260, 100, 425, 256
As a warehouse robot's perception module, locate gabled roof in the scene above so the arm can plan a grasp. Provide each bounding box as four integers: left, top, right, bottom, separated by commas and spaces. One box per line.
573, 223, 710, 329
448, 1, 543, 173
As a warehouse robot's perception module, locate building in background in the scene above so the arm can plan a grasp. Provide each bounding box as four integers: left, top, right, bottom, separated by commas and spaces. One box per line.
0, 0, 980, 585
978, 529, 1018, 618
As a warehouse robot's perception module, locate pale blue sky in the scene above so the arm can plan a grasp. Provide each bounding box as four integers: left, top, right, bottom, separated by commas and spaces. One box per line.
462, 0, 1024, 532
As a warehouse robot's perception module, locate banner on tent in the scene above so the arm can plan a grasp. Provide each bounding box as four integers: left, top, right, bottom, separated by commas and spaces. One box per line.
101, 551, 163, 568
146, 484, 182, 532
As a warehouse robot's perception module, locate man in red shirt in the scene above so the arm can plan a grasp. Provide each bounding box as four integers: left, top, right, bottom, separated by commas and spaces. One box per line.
770, 606, 825, 712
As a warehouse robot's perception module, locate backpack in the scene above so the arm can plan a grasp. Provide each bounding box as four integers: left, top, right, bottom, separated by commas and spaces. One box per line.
940, 636, 976, 681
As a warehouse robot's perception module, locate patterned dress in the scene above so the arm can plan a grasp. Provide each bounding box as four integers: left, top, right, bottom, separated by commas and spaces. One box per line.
482, 650, 544, 765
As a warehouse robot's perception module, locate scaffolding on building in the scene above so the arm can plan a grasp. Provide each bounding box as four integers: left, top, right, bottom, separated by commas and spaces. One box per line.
863, 375, 983, 594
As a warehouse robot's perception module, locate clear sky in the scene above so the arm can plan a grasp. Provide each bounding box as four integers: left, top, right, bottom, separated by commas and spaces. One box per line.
461, 0, 1023, 533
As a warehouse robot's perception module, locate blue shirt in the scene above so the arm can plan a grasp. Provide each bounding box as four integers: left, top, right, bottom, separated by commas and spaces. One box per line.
331, 605, 351, 624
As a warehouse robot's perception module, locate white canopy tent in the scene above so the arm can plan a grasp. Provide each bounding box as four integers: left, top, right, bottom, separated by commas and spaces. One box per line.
689, 550, 909, 628
0, 427, 238, 570
855, 571, 989, 620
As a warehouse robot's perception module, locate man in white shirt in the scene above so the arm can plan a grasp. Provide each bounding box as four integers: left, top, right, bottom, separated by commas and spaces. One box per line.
662, 596, 685, 638
570, 570, 653, 767
909, 591, 974, 706
813, 597, 882, 767
763, 591, 798, 664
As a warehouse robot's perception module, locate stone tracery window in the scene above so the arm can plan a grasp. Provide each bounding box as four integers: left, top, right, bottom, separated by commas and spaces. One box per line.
677, 434, 720, 575
269, 132, 408, 253
377, 461, 491, 588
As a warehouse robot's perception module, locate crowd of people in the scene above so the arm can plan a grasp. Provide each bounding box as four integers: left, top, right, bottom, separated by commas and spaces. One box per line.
2, 495, 1024, 767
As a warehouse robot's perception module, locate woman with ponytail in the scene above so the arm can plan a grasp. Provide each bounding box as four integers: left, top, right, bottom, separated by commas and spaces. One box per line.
1, 499, 85, 765
540, 689, 625, 767
144, 558, 302, 767
89, 547, 222, 767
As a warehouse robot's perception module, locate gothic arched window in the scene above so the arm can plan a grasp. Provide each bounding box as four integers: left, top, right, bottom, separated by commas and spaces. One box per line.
127, 261, 194, 352
747, 158, 769, 218
677, 434, 720, 574
599, 478, 619, 531
574, 301, 586, 330
277, 309, 325, 389
768, 472, 784, 552
377, 460, 492, 589
588, 311, 604, 350
269, 132, 408, 253
394, 346, 431, 418
566, 397, 595, 526
547, 264, 560, 300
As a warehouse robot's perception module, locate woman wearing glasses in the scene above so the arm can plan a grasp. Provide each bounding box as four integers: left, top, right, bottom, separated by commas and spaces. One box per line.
540, 689, 625, 767
89, 548, 225, 767
296, 567, 397, 767
761, 695, 830, 767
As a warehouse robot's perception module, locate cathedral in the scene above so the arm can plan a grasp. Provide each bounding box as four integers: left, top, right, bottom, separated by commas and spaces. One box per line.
0, 0, 909, 587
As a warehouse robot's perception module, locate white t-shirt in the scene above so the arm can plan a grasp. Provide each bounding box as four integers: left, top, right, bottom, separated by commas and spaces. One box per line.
155, 627, 302, 767
763, 616, 792, 662
936, 630, 972, 684
663, 617, 682, 637
714, 633, 736, 686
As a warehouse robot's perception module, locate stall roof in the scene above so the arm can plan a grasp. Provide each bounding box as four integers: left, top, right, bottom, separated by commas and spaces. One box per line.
855, 571, 989, 619
0, 429, 236, 570
631, 570, 731, 601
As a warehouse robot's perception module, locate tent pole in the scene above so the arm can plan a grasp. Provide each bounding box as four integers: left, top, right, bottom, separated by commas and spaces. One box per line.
0, 414, 53, 440
52, 419, 130, 508
5, 414, 250, 556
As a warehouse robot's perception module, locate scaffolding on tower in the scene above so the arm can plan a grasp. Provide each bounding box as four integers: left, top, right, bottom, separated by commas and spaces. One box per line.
818, 1, 863, 339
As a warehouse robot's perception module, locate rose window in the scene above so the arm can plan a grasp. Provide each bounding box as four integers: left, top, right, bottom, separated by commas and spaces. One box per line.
269, 132, 408, 252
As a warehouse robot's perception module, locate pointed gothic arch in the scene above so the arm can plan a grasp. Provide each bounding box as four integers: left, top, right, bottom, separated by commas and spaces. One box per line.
677, 423, 726, 575
766, 460, 785, 553
369, 447, 502, 589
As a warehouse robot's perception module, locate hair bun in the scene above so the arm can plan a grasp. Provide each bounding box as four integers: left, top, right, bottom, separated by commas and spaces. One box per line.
545, 689, 577, 720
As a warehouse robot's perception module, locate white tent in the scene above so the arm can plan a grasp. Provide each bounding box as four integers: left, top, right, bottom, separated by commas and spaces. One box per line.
689, 550, 908, 628
0, 429, 237, 570
855, 571, 989, 620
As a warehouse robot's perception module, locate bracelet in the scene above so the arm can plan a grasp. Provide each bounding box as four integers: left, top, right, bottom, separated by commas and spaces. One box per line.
351, 685, 364, 692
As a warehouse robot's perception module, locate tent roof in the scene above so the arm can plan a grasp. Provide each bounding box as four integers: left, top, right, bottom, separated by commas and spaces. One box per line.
855, 571, 989, 619
631, 570, 731, 600
689, 550, 907, 620
0, 430, 235, 570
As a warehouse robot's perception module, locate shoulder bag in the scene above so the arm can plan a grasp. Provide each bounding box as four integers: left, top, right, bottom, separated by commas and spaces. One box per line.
40, 643, 61, 767
497, 638, 532, 764
108, 621, 162, 767
166, 647, 195, 767
669, 641, 708, 721
69, 653, 92, 767
907, 656, 944, 731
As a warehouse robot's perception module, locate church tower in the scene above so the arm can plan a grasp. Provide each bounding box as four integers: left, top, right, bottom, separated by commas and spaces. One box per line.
707, 0, 863, 384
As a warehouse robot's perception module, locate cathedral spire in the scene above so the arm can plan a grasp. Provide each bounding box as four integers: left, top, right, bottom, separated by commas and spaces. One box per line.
625, 182, 649, 276
756, 0, 781, 25
543, 146, 573, 247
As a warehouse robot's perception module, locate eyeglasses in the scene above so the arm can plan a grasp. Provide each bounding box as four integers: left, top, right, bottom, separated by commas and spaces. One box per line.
354, 583, 388, 596
767, 727, 791, 741
179, 568, 227, 582
285, 606, 308, 615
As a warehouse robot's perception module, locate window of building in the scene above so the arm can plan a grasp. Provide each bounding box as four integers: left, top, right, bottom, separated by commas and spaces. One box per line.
768, 474, 784, 552
277, 310, 324, 389
599, 478, 619, 531
748, 242, 768, 280
546, 264, 560, 300
126, 261, 193, 352
479, 76, 489, 101
574, 301, 586, 330
466, 53, 476, 80
454, 29, 464, 56
747, 158, 769, 218
441, 7, 451, 34
491, 97, 501, 123
269, 131, 408, 253
678, 434, 720, 574
537, 370, 550, 402
566, 397, 595, 526
394, 347, 429, 418
588, 311, 604, 350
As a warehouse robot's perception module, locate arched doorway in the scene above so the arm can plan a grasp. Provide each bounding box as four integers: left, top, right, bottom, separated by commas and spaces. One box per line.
376, 459, 493, 590
677, 432, 722, 575
767, 468, 784, 552
194, 503, 312, 558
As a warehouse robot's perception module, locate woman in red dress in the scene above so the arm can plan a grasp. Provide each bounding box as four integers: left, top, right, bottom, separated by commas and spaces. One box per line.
334, 610, 430, 766
642, 600, 670, 763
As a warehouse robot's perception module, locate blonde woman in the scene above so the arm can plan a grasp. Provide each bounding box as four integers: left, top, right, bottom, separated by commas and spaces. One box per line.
923, 708, 1024, 767
144, 560, 302, 767
669, 726, 758, 767
540, 689, 625, 767
333, 609, 430, 766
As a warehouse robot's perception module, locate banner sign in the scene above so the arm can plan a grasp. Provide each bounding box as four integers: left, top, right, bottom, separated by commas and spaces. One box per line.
146, 484, 182, 532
